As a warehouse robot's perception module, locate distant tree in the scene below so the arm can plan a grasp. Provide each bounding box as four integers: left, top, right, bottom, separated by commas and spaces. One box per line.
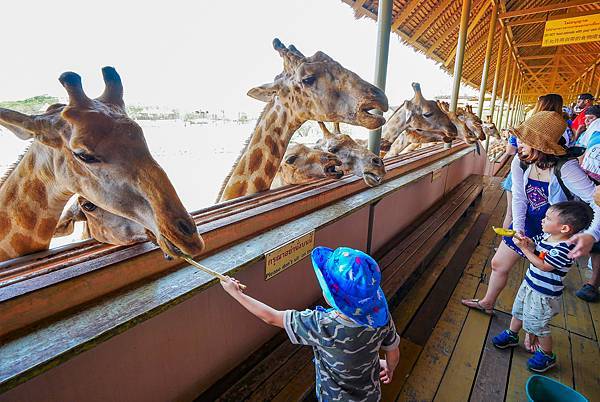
0, 95, 60, 114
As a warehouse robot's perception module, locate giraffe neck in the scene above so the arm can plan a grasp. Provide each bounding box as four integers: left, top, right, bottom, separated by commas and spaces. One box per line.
0, 143, 72, 260
219, 98, 302, 201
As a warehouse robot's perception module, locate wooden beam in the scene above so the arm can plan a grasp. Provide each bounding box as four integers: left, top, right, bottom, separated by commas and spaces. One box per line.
444, 0, 491, 66
411, 0, 455, 42
391, 0, 422, 31
499, 0, 598, 19
352, 0, 368, 17
426, 12, 461, 57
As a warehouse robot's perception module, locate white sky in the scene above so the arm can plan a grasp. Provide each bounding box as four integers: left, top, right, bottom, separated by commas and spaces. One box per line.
1, 0, 477, 115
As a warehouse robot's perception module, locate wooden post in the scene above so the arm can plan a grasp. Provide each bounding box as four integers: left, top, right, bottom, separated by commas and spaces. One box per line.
477, 1, 498, 119
503, 58, 518, 129
496, 57, 512, 127
368, 0, 393, 155
488, 25, 506, 122
450, 0, 472, 112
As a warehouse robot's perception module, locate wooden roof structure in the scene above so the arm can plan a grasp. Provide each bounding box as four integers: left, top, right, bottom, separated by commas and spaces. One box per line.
342, 0, 600, 105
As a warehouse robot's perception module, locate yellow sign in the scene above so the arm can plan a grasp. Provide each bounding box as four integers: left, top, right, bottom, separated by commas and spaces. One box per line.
264, 231, 315, 280
542, 14, 600, 47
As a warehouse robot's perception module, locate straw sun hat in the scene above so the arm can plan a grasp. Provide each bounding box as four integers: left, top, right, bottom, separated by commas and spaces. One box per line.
510, 111, 567, 156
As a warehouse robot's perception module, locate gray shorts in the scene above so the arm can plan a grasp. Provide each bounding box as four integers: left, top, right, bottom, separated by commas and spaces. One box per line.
512, 282, 561, 337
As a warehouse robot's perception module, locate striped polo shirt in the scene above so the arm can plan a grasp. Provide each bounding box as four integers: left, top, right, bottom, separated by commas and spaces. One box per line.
524, 235, 575, 297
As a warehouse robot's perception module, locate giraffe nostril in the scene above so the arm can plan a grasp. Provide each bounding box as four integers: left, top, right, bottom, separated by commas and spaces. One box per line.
177, 219, 197, 237
372, 157, 383, 167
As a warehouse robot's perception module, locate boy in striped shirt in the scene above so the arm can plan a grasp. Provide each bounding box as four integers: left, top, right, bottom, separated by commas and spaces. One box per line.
492, 201, 594, 372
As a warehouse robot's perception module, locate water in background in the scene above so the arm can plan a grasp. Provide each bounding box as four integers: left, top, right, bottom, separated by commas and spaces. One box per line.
0, 119, 368, 247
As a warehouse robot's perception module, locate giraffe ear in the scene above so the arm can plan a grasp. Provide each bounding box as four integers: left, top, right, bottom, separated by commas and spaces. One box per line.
247, 82, 280, 102
54, 200, 87, 237
0, 108, 60, 145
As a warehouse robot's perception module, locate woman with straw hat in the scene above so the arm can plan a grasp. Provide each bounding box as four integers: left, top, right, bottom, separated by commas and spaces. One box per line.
462, 111, 600, 344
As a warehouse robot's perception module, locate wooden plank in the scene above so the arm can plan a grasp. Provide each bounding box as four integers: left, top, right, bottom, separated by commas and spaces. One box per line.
577, 266, 600, 341
506, 326, 573, 402
403, 214, 491, 345
571, 333, 600, 401
214, 340, 302, 401
398, 274, 481, 401
434, 285, 491, 402
563, 268, 596, 340
246, 347, 314, 402
196, 332, 289, 401
381, 338, 423, 402
470, 311, 512, 402
392, 210, 482, 333
270, 362, 315, 402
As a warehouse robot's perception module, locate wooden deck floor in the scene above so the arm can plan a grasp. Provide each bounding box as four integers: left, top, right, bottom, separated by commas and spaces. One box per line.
381, 175, 600, 402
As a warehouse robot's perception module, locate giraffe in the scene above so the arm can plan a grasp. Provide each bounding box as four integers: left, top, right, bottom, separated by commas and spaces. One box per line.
54, 146, 344, 245
217, 39, 388, 202
0, 67, 204, 261
316, 122, 386, 186
457, 104, 486, 141
380, 83, 457, 153
270, 143, 343, 188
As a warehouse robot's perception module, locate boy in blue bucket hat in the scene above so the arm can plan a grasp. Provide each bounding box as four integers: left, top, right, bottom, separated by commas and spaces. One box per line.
221, 246, 400, 401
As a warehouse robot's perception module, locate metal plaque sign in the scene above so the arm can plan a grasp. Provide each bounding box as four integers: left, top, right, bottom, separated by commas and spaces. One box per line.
264, 231, 315, 280
542, 14, 600, 47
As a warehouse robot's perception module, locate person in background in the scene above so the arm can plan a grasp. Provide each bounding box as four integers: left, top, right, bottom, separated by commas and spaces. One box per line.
574, 104, 600, 302
571, 93, 595, 140
220, 246, 400, 402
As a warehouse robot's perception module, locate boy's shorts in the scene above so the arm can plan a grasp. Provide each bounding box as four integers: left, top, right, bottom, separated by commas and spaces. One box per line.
512, 282, 561, 337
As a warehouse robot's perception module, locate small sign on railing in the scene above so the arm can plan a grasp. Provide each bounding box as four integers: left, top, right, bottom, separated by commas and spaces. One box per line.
264, 231, 315, 280
432, 168, 444, 182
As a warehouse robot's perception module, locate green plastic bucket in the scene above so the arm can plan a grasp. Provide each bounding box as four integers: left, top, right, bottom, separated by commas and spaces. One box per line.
526, 375, 588, 402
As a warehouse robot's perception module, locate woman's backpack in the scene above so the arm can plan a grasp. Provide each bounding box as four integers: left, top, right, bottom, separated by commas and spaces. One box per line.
519, 146, 586, 201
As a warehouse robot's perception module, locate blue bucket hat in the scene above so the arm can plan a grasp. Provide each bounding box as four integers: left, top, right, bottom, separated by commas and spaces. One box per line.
311, 246, 389, 328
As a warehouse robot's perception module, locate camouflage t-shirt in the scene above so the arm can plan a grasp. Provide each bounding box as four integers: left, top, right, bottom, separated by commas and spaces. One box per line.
284, 307, 400, 402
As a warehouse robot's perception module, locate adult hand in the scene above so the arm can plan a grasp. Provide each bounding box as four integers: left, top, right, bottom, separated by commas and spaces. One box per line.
567, 233, 595, 258
514, 235, 534, 252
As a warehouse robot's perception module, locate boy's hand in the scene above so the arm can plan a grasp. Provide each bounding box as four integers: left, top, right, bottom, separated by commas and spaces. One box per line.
514, 235, 534, 252
220, 276, 244, 296
379, 359, 393, 384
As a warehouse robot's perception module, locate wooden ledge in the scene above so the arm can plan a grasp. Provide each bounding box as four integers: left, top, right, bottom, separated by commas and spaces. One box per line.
0, 146, 477, 393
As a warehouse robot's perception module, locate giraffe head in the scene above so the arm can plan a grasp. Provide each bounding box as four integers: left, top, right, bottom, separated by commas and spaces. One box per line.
436, 101, 478, 145
458, 104, 486, 141
247, 39, 389, 129
0, 67, 204, 258
317, 122, 386, 187
276, 143, 343, 185
54, 196, 150, 245
381, 83, 457, 151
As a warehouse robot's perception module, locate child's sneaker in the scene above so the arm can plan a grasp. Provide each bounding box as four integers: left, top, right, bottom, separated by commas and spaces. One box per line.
492, 330, 519, 349
527, 349, 556, 372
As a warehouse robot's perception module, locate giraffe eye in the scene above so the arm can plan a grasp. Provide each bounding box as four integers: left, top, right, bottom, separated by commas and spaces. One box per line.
423, 112, 433, 118
285, 155, 299, 164
328, 147, 340, 153
302, 76, 316, 86
81, 201, 97, 212
73, 151, 100, 164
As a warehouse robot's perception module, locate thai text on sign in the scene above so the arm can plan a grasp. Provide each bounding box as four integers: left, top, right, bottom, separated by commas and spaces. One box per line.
264, 231, 315, 280
542, 14, 600, 47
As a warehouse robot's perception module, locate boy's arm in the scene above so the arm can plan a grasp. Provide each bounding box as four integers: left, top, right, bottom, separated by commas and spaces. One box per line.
520, 248, 557, 272
385, 347, 400, 374
514, 236, 556, 272
221, 277, 285, 328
